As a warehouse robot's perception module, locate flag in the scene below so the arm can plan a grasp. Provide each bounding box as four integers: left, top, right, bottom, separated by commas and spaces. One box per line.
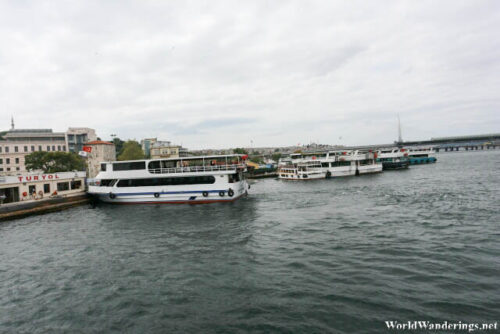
78, 151, 88, 157
82, 146, 92, 153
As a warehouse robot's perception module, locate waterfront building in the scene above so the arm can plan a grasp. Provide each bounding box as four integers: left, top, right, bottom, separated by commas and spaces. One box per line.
0, 171, 86, 204
85, 140, 116, 178
66, 127, 97, 153
141, 138, 157, 158
0, 129, 67, 176
150, 141, 182, 159
0, 122, 98, 176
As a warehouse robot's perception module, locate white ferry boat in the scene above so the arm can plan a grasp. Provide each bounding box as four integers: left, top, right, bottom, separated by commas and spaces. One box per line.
376, 148, 410, 170
406, 147, 437, 164
278, 150, 382, 180
278, 161, 325, 180
88, 155, 249, 204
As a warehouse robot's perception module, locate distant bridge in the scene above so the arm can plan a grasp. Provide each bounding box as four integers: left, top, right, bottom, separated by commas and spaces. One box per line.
344, 133, 500, 152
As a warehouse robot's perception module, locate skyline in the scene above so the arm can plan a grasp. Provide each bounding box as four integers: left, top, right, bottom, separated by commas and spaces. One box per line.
1, 1, 499, 149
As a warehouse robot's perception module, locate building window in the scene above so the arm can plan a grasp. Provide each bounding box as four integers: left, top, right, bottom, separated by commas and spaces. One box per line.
0, 168, 3, 172
57, 145, 61, 151
57, 182, 70, 191
47, 146, 50, 151
38, 146, 42, 151
5, 147, 9, 153
0, 159, 2, 164
71, 180, 82, 189
15, 146, 18, 152
29, 185, 36, 196
7, 167, 10, 171
16, 167, 20, 171
44, 184, 50, 194
6, 158, 10, 164
24, 146, 28, 152
15, 158, 19, 164
0, 147, 2, 153
31, 146, 35, 152
62, 145, 66, 151
52, 145, 56, 151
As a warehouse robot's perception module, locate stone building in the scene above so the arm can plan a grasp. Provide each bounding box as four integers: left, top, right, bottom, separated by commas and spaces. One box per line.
85, 140, 116, 178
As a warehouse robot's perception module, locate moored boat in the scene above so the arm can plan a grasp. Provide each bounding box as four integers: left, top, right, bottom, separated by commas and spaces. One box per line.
278, 161, 325, 180
87, 154, 249, 204
377, 148, 410, 170
406, 147, 437, 164
278, 150, 382, 180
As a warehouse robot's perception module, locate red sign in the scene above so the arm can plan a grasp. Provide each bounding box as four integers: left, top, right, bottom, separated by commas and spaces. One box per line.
82, 146, 92, 153
18, 174, 60, 182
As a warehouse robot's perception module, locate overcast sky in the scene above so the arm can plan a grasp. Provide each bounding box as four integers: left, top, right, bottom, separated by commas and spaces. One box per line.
1, 1, 499, 149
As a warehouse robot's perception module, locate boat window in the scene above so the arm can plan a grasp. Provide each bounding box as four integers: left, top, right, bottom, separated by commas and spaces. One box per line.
116, 176, 216, 187
112, 161, 146, 171
148, 161, 160, 170
100, 179, 117, 187
161, 160, 177, 168
100, 164, 107, 172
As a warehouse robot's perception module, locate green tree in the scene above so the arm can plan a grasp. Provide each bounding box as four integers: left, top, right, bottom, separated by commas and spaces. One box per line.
25, 151, 86, 173
233, 147, 248, 154
271, 153, 282, 162
112, 137, 125, 157
117, 140, 145, 161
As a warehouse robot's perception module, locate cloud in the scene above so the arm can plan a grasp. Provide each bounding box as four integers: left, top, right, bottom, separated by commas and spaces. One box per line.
0, 0, 499, 149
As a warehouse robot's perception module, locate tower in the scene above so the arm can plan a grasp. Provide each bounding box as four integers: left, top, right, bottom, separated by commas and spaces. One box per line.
397, 114, 402, 144
11, 116, 14, 130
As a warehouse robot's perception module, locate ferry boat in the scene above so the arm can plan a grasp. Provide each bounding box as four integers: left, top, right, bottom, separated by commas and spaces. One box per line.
377, 148, 410, 170
87, 155, 249, 204
406, 147, 437, 164
278, 150, 382, 180
278, 161, 325, 180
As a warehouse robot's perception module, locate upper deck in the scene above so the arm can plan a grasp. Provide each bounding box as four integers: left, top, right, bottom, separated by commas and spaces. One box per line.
96, 154, 247, 179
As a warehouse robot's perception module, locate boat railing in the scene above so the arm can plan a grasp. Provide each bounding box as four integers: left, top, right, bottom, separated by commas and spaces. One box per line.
148, 163, 246, 174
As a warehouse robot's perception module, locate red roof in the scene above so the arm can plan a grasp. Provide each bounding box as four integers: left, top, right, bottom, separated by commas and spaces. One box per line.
86, 140, 114, 145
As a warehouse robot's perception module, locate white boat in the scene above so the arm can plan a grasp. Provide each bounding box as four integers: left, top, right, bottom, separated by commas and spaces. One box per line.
88, 155, 249, 204
278, 150, 382, 180
377, 148, 410, 170
278, 161, 326, 180
406, 147, 437, 164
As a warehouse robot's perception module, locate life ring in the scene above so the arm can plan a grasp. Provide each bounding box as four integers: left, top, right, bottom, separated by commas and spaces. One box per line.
109, 192, 116, 199
219, 191, 225, 197
202, 191, 209, 197
22, 191, 28, 197
228, 189, 234, 197
154, 193, 160, 198
325, 171, 331, 179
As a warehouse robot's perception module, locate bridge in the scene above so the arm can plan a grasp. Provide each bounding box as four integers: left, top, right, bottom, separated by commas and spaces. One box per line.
343, 133, 500, 152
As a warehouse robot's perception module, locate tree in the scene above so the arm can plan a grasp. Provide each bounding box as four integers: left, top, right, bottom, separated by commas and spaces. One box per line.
233, 147, 248, 154
25, 151, 86, 173
112, 137, 125, 157
271, 153, 282, 162
117, 140, 145, 161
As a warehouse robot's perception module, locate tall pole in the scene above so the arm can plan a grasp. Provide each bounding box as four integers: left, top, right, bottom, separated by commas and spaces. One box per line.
398, 114, 403, 144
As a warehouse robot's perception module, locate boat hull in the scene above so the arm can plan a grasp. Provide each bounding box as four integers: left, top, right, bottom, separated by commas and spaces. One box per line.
88, 181, 249, 204
382, 160, 410, 170
409, 157, 437, 165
